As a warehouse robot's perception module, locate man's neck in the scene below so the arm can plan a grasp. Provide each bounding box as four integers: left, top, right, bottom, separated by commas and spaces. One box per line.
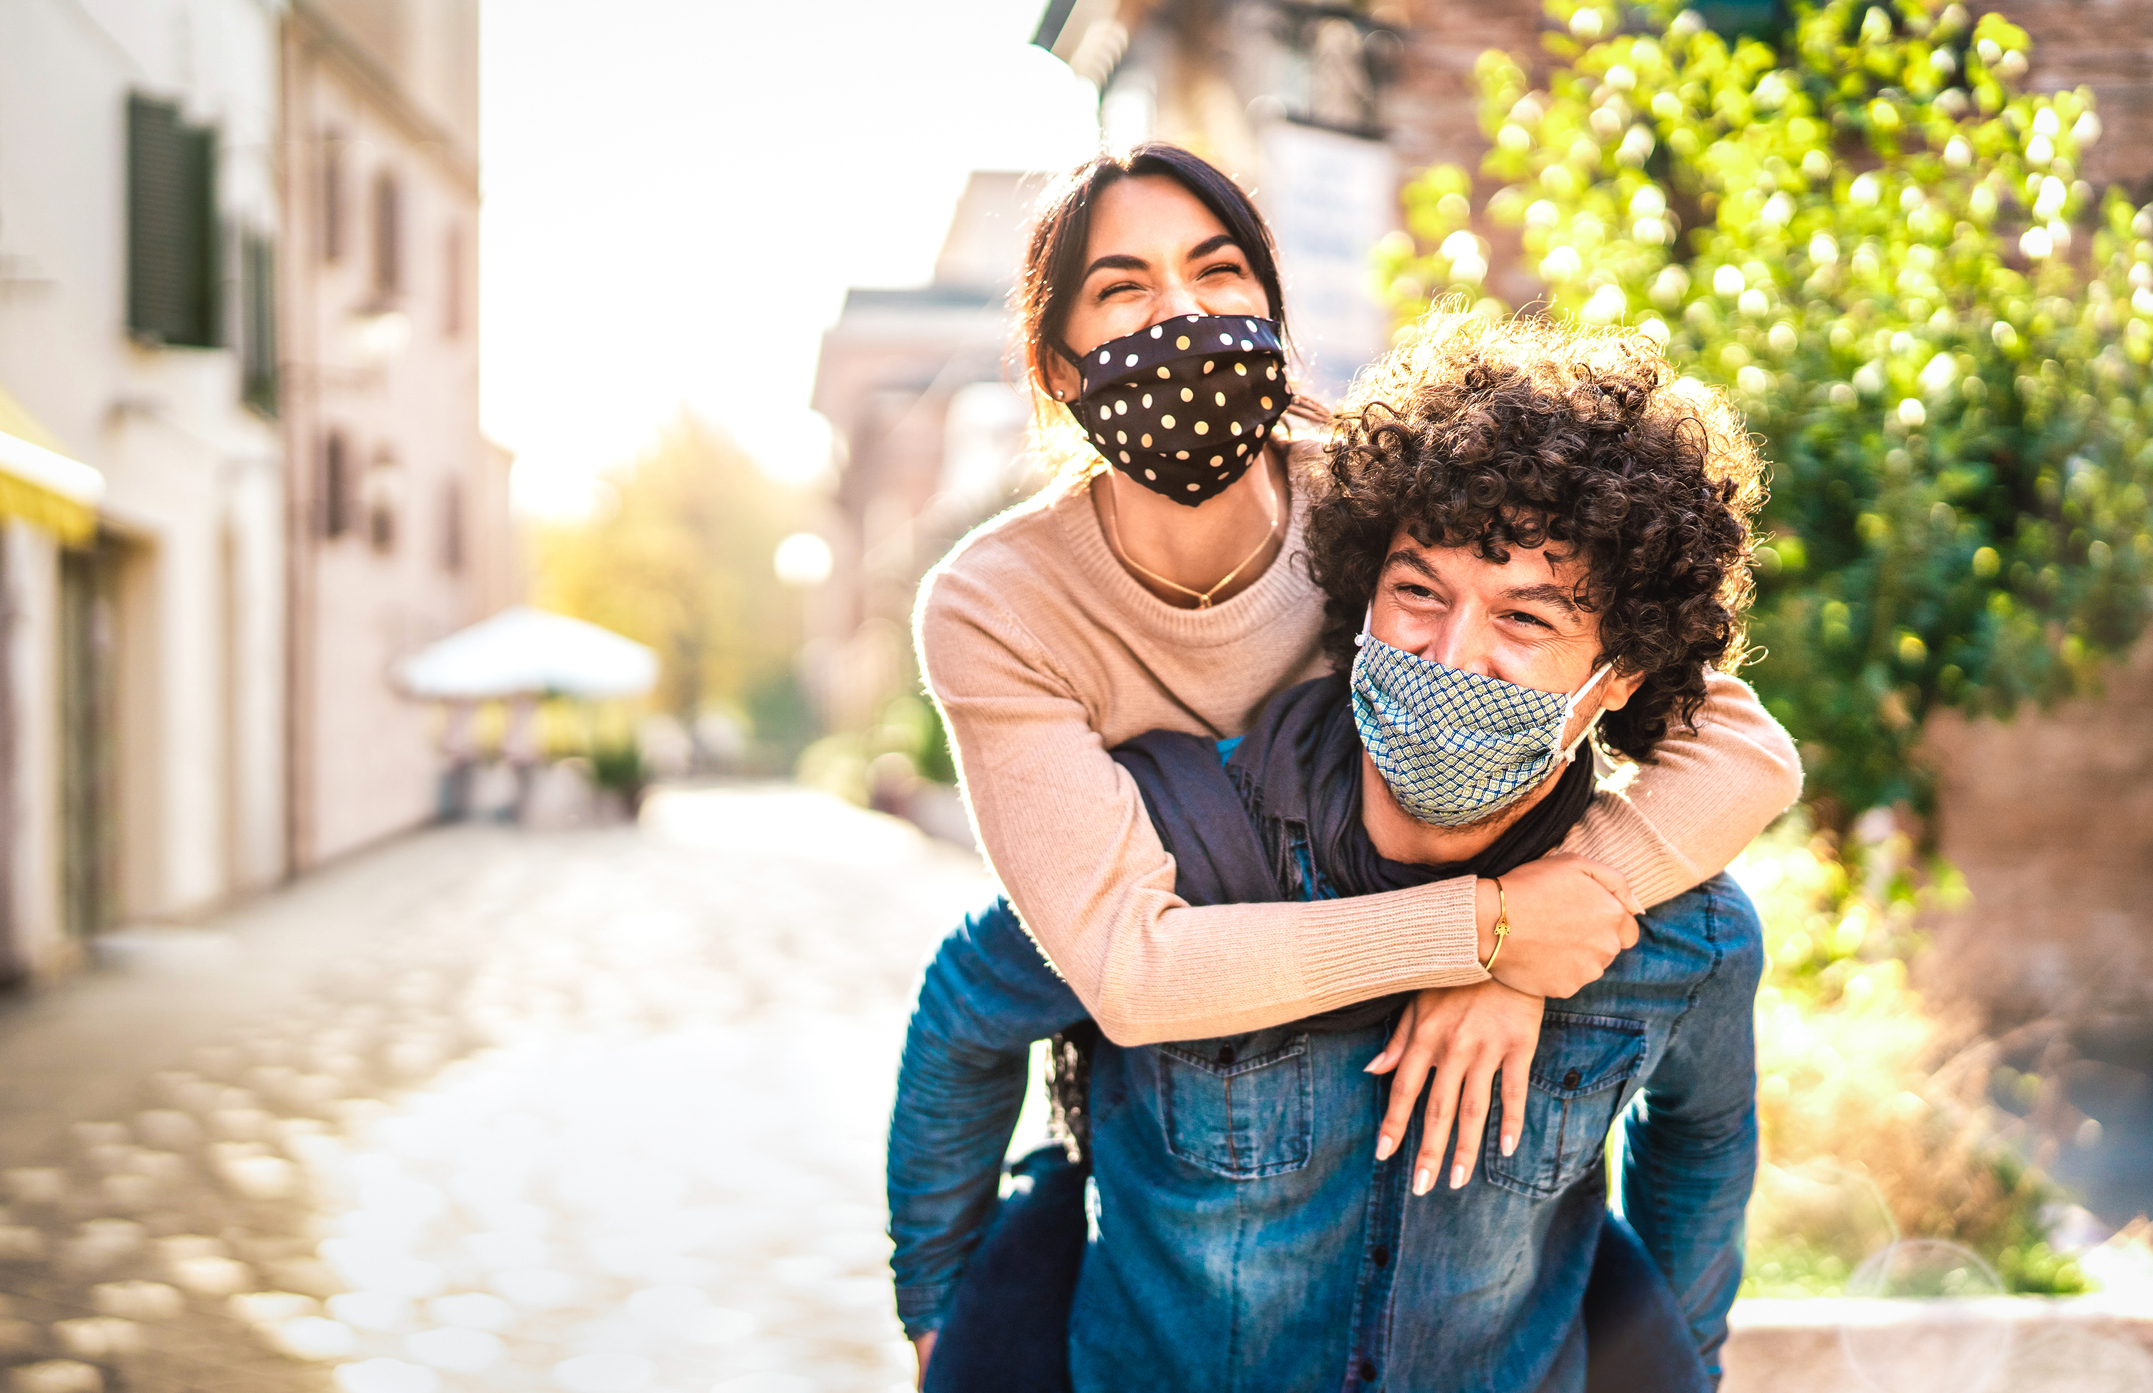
1358, 751, 1564, 865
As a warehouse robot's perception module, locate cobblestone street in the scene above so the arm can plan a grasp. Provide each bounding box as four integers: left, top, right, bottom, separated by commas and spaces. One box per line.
0, 787, 998, 1393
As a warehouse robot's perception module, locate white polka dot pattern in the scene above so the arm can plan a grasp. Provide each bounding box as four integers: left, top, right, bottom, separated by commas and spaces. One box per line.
1071, 314, 1290, 505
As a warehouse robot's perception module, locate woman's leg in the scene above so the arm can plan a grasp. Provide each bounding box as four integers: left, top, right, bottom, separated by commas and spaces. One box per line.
1583, 1212, 1715, 1393
922, 1146, 1086, 1393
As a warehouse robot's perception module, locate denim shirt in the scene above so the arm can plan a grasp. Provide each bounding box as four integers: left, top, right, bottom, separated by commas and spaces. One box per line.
888, 877, 1762, 1392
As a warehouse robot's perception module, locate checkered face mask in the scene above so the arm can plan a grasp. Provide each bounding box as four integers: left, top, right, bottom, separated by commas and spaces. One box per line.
1350, 613, 1611, 828
1072, 314, 1290, 505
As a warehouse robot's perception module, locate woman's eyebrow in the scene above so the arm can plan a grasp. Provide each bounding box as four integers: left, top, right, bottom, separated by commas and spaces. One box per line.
1083, 235, 1242, 282
1083, 252, 1150, 279
1185, 233, 1241, 262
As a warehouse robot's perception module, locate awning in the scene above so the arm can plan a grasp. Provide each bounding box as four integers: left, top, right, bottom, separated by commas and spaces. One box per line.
0, 385, 103, 545
395, 606, 660, 701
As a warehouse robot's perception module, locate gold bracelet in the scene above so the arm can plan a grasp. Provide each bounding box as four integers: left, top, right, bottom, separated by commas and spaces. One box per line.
1481, 876, 1511, 974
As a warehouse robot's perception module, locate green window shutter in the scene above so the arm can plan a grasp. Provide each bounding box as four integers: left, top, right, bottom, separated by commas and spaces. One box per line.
242, 232, 277, 415
127, 93, 220, 348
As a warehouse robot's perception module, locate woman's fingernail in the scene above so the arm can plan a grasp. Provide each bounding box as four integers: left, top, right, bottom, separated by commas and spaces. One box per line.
1450, 1163, 1467, 1189
1502, 1134, 1517, 1157
1413, 1167, 1431, 1195
1375, 1135, 1395, 1161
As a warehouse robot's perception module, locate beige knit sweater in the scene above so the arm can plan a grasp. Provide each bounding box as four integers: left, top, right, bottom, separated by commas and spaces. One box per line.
916, 471, 1803, 1047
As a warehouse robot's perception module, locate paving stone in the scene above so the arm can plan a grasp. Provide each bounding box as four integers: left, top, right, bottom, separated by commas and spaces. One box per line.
0, 786, 991, 1392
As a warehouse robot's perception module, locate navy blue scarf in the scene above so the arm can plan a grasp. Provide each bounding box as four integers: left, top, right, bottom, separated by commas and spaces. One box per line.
1111, 673, 1596, 1031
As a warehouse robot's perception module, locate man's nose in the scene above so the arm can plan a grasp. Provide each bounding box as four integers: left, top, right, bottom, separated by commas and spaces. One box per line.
1422, 616, 1496, 676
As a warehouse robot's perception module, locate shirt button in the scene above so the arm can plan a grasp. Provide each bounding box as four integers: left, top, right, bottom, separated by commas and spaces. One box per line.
1371, 1245, 1389, 1268
1359, 1360, 1378, 1382
1217, 1046, 1236, 1065
1564, 1068, 1581, 1089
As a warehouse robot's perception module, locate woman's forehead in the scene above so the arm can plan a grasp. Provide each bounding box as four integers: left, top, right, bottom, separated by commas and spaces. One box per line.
1086, 176, 1232, 260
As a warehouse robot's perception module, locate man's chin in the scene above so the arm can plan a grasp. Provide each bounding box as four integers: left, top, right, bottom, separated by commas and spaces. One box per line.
1411, 766, 1569, 835
1417, 798, 1524, 833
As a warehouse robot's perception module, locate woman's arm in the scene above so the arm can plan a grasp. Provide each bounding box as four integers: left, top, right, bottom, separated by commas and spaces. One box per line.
921, 567, 1503, 1046
1567, 671, 1803, 908
919, 564, 1663, 1044
888, 899, 1089, 1340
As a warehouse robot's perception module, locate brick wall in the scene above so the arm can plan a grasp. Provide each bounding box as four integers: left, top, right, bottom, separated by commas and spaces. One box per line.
1997, 0, 2153, 188
1382, 3, 2153, 192
1917, 640, 2153, 1025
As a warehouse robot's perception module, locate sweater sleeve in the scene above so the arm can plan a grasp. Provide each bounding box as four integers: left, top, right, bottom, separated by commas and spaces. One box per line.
919, 564, 1804, 1048
920, 563, 1489, 1048
1565, 671, 1805, 909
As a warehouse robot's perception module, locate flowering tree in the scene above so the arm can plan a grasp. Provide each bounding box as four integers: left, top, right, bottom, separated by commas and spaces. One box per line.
1378, 0, 2153, 821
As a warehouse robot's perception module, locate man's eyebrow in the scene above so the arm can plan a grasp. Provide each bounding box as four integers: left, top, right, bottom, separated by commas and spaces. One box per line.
1500, 582, 1582, 615
1381, 548, 1439, 580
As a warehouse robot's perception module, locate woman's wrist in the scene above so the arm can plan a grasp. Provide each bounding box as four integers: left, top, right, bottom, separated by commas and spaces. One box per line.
1474, 878, 1502, 968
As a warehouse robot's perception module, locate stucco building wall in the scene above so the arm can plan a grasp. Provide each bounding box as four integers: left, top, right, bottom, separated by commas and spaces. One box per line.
280, 0, 502, 869
0, 0, 287, 960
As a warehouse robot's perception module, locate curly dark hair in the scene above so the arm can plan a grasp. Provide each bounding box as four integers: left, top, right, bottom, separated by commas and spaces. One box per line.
1305, 310, 1767, 760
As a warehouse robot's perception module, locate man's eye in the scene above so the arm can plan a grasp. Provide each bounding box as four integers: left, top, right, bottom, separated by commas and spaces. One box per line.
1508, 611, 1551, 629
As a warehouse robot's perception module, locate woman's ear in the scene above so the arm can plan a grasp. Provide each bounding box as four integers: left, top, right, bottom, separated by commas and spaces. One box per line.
1040, 354, 1081, 405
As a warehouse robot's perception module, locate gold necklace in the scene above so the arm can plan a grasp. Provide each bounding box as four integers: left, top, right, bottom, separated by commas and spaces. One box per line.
1102, 461, 1282, 610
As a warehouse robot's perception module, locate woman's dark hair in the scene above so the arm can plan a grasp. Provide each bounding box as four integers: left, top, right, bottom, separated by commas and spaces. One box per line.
1305, 310, 1768, 760
1017, 143, 1287, 414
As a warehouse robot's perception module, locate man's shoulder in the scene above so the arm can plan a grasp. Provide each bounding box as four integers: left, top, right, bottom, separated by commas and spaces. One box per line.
1588, 871, 1764, 1001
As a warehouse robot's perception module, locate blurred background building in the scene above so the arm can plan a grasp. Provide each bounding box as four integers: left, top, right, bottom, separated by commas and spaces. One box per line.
0, 0, 512, 984
278, 0, 515, 871
807, 172, 1040, 735
0, 0, 288, 981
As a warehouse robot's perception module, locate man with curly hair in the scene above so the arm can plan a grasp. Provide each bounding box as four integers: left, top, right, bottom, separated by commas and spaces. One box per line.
888, 311, 1782, 1393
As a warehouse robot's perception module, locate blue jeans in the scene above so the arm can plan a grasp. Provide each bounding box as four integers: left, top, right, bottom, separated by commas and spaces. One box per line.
928, 1146, 1710, 1393
888, 877, 1762, 1390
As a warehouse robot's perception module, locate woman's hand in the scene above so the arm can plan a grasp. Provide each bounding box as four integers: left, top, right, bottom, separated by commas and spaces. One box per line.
1477, 853, 1643, 999
913, 1331, 937, 1389
1365, 981, 1545, 1194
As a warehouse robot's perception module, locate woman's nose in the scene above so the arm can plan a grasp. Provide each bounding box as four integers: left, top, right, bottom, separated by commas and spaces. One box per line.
1155, 279, 1206, 321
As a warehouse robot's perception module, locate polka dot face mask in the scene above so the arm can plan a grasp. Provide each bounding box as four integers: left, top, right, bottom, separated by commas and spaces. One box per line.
1073, 313, 1291, 505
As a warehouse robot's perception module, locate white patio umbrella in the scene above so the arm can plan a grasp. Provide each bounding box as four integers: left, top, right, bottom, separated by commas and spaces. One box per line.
396, 606, 659, 701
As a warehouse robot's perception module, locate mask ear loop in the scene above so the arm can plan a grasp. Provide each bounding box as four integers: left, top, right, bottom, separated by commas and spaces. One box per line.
1558, 663, 1616, 762
1354, 601, 1373, 649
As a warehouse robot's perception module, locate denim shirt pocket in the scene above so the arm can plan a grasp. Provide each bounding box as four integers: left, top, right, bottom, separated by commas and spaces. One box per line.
1156, 1029, 1314, 1179
1484, 1012, 1647, 1199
